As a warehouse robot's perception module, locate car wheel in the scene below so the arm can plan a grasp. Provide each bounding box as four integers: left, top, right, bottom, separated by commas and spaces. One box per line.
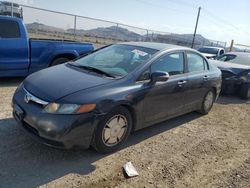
240, 83, 250, 100
92, 107, 132, 153
50, 57, 70, 66
198, 90, 215, 115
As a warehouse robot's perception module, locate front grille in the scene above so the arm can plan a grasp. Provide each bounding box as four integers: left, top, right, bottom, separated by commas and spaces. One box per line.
22, 122, 39, 136
22, 121, 64, 147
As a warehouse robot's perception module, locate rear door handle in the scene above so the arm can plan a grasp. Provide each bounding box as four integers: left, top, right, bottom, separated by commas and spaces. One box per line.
203, 75, 209, 81
178, 80, 187, 85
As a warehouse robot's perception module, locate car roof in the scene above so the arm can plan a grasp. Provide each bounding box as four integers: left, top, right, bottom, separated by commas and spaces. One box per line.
119, 42, 190, 51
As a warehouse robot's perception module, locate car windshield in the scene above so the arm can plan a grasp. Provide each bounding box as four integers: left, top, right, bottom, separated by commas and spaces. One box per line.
72, 44, 158, 77
198, 47, 219, 55
217, 54, 250, 66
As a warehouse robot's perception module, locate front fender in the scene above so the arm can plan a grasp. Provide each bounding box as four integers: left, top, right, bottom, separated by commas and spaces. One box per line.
96, 99, 134, 115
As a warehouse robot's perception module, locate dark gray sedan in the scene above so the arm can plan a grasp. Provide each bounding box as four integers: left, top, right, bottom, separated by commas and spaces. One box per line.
12, 42, 222, 153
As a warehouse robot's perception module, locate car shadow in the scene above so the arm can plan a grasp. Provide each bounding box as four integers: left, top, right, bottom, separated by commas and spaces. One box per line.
216, 95, 249, 105
0, 77, 24, 87
0, 112, 200, 188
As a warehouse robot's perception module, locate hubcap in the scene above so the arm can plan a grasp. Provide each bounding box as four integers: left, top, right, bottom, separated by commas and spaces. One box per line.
204, 91, 214, 111
102, 115, 128, 147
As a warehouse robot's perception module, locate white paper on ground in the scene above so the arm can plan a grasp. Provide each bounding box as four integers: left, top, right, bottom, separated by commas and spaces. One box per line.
123, 161, 139, 177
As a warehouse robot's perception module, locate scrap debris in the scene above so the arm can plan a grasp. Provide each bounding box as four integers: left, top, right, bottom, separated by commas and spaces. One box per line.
123, 162, 139, 178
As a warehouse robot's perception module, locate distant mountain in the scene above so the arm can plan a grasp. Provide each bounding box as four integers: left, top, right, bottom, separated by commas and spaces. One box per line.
154, 33, 214, 47
25, 22, 221, 48
68, 26, 142, 41
26, 22, 64, 32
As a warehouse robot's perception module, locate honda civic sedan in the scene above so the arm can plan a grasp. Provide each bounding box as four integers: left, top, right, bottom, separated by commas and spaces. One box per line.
12, 42, 222, 153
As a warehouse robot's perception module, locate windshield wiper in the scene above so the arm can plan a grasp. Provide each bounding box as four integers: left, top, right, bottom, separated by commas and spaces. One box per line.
69, 63, 116, 78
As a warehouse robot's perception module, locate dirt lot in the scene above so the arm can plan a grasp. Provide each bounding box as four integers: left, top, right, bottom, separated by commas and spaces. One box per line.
0, 78, 249, 188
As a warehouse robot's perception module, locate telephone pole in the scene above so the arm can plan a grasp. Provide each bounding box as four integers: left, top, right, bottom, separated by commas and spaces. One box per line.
229, 40, 234, 52
191, 7, 201, 48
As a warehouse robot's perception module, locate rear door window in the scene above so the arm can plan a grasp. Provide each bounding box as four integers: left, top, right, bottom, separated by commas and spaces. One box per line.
187, 53, 205, 73
0, 20, 20, 38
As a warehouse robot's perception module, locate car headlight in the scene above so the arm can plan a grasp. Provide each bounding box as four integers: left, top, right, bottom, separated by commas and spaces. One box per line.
239, 71, 250, 81
247, 72, 250, 80
43, 103, 96, 114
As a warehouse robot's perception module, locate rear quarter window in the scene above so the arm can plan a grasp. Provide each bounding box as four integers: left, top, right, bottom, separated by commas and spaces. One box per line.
0, 20, 20, 38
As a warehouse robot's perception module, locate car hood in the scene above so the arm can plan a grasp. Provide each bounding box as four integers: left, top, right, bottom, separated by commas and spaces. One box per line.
23, 64, 114, 101
210, 60, 250, 75
201, 53, 216, 58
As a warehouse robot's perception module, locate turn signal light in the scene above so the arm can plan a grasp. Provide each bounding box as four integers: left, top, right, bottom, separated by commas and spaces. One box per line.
77, 104, 96, 113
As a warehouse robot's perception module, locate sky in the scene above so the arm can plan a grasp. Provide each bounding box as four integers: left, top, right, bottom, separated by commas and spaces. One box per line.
11, 0, 250, 47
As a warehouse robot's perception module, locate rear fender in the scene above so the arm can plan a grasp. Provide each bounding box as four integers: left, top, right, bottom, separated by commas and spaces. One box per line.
48, 50, 79, 66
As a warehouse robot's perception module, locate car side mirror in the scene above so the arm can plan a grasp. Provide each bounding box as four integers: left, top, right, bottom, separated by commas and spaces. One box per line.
151, 71, 170, 83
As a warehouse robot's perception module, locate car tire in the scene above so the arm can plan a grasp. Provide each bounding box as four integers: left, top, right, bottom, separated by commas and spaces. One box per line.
240, 83, 250, 100
50, 57, 70, 66
92, 106, 133, 153
198, 89, 215, 115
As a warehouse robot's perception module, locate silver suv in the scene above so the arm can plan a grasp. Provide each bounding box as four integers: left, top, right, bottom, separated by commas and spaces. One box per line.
0, 1, 23, 18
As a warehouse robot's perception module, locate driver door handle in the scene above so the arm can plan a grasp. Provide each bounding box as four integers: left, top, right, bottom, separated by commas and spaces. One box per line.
178, 80, 187, 85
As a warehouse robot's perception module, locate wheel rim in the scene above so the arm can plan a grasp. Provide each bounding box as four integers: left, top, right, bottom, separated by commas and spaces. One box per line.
102, 115, 128, 147
204, 91, 214, 111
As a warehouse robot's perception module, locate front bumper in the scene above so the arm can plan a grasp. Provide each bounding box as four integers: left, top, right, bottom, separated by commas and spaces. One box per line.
221, 76, 250, 95
221, 78, 241, 95
12, 87, 100, 149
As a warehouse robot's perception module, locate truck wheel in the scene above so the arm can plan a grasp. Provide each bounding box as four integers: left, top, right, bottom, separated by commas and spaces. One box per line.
50, 57, 70, 66
198, 89, 215, 115
240, 83, 250, 100
92, 107, 132, 153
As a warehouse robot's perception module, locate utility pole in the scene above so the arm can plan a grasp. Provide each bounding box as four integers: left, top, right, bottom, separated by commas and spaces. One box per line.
73, 15, 77, 41
11, 2, 14, 17
229, 40, 234, 52
191, 6, 201, 48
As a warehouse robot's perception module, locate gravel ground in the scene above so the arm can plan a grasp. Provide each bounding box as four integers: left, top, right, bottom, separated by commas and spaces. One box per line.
0, 78, 249, 188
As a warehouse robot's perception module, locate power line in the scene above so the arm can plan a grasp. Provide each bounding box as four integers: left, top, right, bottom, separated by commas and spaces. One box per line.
133, 0, 196, 14
166, 0, 199, 9
202, 8, 250, 36
199, 13, 250, 44
203, 9, 238, 30
133, 0, 250, 39
201, 14, 240, 34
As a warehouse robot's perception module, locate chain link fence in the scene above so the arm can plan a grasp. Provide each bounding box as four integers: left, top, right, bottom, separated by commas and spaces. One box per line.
10, 3, 226, 49
232, 43, 250, 52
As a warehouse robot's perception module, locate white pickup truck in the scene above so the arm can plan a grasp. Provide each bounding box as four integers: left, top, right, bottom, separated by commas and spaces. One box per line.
198, 46, 225, 59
